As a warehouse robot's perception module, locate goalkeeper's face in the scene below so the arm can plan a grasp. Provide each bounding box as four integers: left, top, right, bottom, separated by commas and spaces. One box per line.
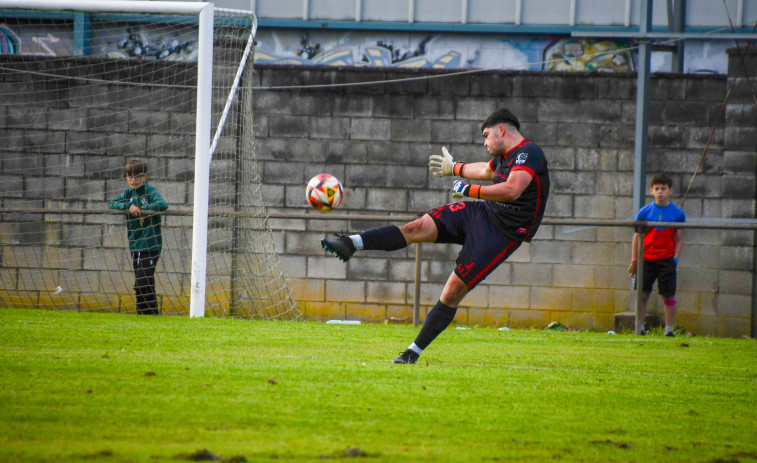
482, 124, 507, 157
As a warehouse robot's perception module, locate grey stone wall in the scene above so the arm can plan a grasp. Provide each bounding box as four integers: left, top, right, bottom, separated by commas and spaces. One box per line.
252, 51, 755, 336
0, 50, 754, 336
0, 56, 283, 317
0, 56, 198, 313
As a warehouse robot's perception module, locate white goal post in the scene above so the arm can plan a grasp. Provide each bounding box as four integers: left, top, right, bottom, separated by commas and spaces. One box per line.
0, 1, 299, 319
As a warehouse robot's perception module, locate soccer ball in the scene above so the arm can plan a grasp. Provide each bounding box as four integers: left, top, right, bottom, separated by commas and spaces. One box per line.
306, 173, 344, 212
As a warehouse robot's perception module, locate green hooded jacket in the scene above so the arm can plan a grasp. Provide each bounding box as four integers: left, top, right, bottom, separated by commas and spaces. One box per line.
108, 184, 169, 252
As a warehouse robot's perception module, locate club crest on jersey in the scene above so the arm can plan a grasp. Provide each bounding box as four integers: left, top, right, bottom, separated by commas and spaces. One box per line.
515, 153, 528, 165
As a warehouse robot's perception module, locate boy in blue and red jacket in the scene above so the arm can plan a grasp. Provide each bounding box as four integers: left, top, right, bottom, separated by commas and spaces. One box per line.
628, 173, 685, 337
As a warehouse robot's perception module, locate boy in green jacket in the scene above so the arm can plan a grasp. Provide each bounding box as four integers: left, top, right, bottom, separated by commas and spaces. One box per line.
108, 160, 168, 315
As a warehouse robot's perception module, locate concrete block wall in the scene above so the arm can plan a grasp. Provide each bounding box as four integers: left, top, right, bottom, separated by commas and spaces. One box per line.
0, 57, 232, 314
0, 51, 754, 335
253, 50, 755, 336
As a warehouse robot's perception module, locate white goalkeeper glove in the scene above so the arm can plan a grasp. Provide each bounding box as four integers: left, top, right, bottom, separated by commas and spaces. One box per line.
429, 146, 459, 177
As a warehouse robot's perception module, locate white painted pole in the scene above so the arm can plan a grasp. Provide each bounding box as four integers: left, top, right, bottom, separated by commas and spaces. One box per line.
569, 0, 576, 26
189, 3, 214, 318
514, 0, 522, 25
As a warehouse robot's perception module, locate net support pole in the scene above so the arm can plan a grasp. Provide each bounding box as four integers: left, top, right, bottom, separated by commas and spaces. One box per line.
209, 12, 257, 160
632, 0, 652, 332
634, 222, 647, 334
189, 3, 215, 318
413, 243, 422, 327
632, 0, 651, 216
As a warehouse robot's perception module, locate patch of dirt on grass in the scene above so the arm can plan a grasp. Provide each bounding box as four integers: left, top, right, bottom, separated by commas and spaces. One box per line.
175, 449, 220, 461
81, 449, 113, 459
174, 449, 248, 462
591, 439, 631, 449
317, 447, 375, 459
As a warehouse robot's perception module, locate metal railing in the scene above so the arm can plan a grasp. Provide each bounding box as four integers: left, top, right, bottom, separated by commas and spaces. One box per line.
2, 207, 756, 334
265, 213, 757, 332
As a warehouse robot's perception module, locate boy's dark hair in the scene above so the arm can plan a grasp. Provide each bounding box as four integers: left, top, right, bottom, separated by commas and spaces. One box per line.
480, 108, 520, 132
651, 173, 672, 188
126, 160, 148, 176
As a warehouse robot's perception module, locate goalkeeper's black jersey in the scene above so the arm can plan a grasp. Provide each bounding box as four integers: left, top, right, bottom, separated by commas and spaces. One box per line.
484, 140, 550, 242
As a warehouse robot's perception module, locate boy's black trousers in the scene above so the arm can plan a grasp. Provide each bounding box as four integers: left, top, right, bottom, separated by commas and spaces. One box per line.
131, 251, 161, 315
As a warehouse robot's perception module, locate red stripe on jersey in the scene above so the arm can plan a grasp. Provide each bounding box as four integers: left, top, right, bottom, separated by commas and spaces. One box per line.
489, 140, 531, 170
511, 165, 535, 177
509, 165, 539, 237
526, 174, 543, 238
505, 139, 530, 156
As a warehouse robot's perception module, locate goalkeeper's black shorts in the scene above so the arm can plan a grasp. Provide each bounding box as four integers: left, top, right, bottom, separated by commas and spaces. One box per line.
427, 201, 522, 290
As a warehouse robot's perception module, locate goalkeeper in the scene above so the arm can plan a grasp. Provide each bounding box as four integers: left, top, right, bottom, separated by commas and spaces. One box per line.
322, 108, 550, 364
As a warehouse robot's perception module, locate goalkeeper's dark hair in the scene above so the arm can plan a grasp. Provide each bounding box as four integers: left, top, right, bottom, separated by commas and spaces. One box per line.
480, 108, 520, 132
126, 159, 148, 176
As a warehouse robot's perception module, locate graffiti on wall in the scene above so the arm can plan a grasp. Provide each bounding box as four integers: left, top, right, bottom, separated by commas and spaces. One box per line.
254, 31, 522, 69
0, 23, 196, 61
252, 30, 635, 72
542, 38, 634, 72
31, 33, 64, 57
0, 21, 731, 74
0, 24, 70, 56
254, 32, 463, 68
98, 27, 196, 61
0, 25, 20, 54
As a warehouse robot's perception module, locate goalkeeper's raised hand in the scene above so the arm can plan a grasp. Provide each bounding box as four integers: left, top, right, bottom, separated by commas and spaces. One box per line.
429, 146, 463, 177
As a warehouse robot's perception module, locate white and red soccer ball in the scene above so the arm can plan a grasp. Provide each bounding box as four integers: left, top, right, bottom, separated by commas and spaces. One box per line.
306, 173, 343, 212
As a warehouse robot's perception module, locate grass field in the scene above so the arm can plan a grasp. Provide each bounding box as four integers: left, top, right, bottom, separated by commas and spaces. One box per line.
1, 308, 755, 463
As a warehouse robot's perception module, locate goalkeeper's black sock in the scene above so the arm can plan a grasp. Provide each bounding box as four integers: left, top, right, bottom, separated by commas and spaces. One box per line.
412, 300, 458, 350
360, 225, 407, 252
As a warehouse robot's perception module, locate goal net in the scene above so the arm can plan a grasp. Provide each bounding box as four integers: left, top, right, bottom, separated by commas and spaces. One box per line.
0, 1, 300, 319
